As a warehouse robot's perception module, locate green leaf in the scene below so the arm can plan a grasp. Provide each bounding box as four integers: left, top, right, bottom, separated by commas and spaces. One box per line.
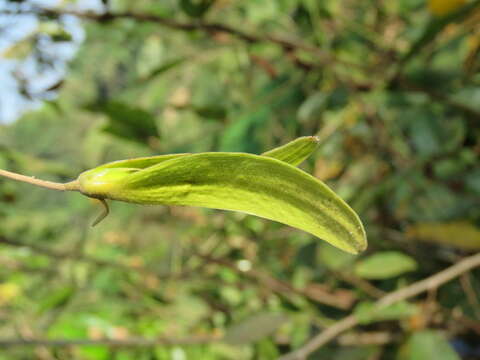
87, 101, 158, 145
142, 58, 186, 82
297, 92, 328, 123
318, 243, 356, 271
77, 152, 367, 254
354, 252, 417, 279
193, 105, 227, 121
409, 116, 443, 157
261, 136, 319, 166
398, 330, 460, 360
223, 312, 287, 345
219, 107, 270, 153
355, 301, 418, 325
37, 286, 75, 313
406, 221, 480, 250
180, 0, 215, 17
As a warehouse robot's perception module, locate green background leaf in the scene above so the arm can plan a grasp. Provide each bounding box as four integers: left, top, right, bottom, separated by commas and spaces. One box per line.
398, 330, 460, 360
354, 252, 417, 279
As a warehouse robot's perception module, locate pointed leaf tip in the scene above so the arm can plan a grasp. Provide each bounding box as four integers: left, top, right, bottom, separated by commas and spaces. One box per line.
262, 136, 321, 167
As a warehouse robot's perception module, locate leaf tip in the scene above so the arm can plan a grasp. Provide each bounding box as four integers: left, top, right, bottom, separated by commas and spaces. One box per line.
341, 224, 368, 255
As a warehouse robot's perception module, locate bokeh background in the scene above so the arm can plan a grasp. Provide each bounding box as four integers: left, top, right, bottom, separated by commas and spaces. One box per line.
0, 0, 480, 359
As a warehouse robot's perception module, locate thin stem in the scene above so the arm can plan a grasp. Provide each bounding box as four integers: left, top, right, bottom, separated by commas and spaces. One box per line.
0, 335, 220, 347
0, 169, 79, 192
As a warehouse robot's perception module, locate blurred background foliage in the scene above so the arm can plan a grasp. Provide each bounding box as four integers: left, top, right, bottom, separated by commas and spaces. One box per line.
0, 0, 480, 359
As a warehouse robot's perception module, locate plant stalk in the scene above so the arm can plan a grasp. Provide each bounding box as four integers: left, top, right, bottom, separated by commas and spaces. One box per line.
0, 169, 79, 192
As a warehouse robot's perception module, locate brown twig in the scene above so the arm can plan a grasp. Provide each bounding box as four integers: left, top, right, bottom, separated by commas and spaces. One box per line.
334, 272, 386, 299
279, 252, 480, 360
338, 331, 396, 346
0, 335, 220, 347
460, 273, 480, 318
2, 7, 361, 71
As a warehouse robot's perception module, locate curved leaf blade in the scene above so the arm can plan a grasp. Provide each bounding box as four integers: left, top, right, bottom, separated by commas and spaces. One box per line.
78, 153, 366, 253
261, 136, 320, 166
